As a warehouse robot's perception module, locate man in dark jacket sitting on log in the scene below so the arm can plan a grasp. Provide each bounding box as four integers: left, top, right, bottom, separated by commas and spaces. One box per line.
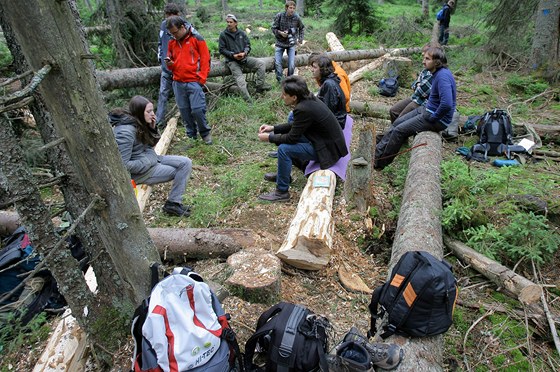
218, 14, 271, 102
257, 76, 348, 202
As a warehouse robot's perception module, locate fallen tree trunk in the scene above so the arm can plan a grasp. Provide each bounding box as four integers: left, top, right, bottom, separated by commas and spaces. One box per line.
326, 32, 345, 52
348, 54, 390, 84
0, 212, 255, 260
349, 101, 391, 119
96, 47, 423, 90
443, 236, 542, 304
150, 227, 257, 260
377, 132, 446, 371
517, 122, 560, 137
276, 170, 337, 270
136, 117, 178, 211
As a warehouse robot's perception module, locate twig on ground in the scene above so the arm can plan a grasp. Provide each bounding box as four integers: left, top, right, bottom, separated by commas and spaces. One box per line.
462, 309, 494, 372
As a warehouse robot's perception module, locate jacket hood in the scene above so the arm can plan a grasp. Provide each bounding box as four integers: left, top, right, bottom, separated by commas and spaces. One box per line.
109, 111, 137, 127
320, 72, 341, 85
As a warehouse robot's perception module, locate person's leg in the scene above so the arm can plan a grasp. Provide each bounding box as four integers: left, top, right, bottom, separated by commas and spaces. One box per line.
156, 71, 173, 126
247, 57, 268, 89
389, 98, 413, 123
186, 82, 212, 141
227, 61, 251, 101
443, 29, 450, 45
274, 47, 285, 82
397, 101, 420, 121
286, 46, 296, 77
159, 155, 193, 204
173, 82, 197, 138
276, 142, 317, 191
438, 24, 445, 44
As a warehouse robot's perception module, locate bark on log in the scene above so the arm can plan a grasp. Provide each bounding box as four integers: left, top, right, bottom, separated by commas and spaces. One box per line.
96, 47, 423, 90
348, 54, 390, 84
344, 121, 375, 212
150, 228, 257, 260
375, 132, 446, 371
136, 117, 178, 211
276, 170, 337, 270
349, 101, 391, 119
444, 236, 542, 304
0, 212, 256, 260
226, 249, 282, 304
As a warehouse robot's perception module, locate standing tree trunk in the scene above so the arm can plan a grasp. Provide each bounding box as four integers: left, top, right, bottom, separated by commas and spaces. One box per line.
422, 0, 429, 18
531, 0, 560, 79
0, 0, 161, 365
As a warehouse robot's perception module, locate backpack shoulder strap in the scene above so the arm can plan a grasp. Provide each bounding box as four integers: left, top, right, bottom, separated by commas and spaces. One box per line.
276, 305, 305, 372
367, 285, 384, 338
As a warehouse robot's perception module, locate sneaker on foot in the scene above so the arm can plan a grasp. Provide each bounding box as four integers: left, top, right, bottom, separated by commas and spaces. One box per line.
327, 341, 373, 372
258, 189, 290, 202
256, 84, 272, 93
202, 134, 213, 145
162, 201, 191, 217
341, 327, 404, 370
263, 173, 292, 183
267, 151, 278, 158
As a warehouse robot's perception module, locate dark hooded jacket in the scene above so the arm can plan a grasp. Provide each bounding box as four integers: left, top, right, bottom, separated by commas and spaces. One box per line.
317, 73, 347, 129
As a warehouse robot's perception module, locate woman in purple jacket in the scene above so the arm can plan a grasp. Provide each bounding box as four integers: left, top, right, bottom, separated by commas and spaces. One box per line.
374, 47, 456, 169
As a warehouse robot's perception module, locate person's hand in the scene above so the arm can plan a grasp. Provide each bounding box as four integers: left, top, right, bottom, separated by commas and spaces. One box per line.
165, 57, 173, 66
279, 30, 288, 38
258, 132, 270, 142
259, 124, 273, 133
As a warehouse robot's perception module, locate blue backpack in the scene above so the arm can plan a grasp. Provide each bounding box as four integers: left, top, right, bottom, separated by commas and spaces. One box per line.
436, 8, 444, 21
378, 77, 399, 97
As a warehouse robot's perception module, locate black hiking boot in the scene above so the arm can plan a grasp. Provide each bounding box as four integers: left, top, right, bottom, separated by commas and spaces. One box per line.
327, 341, 373, 372
162, 201, 191, 217
340, 327, 404, 370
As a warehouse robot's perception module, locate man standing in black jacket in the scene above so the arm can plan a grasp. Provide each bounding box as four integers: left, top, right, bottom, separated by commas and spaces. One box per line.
257, 76, 348, 202
438, 0, 455, 45
219, 14, 271, 102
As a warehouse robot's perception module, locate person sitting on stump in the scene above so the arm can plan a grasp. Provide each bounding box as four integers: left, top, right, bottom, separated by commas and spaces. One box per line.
257, 76, 348, 202
218, 14, 271, 102
110, 95, 193, 217
375, 46, 456, 169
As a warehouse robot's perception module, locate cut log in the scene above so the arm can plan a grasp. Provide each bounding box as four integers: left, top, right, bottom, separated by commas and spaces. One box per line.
0, 212, 256, 260
326, 32, 345, 52
517, 122, 560, 137
344, 121, 375, 212
33, 309, 88, 372
349, 101, 391, 120
150, 228, 257, 260
348, 53, 391, 84
276, 170, 337, 270
96, 47, 423, 90
226, 249, 282, 304
338, 262, 372, 294
444, 236, 542, 304
136, 117, 178, 212
374, 132, 446, 371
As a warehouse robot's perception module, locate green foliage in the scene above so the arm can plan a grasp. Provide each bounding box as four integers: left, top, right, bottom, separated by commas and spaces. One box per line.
0, 312, 50, 360
506, 74, 549, 97
196, 6, 211, 24
327, 0, 382, 35
0, 41, 12, 71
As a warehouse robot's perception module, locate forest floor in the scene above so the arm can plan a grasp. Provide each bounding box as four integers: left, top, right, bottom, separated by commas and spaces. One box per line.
5, 65, 560, 371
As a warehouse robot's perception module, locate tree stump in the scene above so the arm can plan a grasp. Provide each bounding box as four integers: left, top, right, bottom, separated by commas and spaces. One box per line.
276, 170, 337, 270
344, 120, 376, 212
374, 132, 446, 371
226, 249, 282, 304
382, 57, 413, 87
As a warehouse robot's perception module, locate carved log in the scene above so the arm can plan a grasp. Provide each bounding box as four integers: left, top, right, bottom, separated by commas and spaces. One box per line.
444, 236, 542, 304
32, 309, 87, 372
96, 47, 423, 90
344, 120, 375, 212
348, 54, 390, 84
375, 132, 446, 371
136, 117, 178, 211
276, 170, 337, 270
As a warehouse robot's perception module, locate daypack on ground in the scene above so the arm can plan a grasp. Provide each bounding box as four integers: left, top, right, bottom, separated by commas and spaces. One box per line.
378, 77, 399, 97
0, 227, 85, 325
368, 251, 458, 339
244, 302, 330, 372
131, 266, 243, 372
471, 109, 514, 160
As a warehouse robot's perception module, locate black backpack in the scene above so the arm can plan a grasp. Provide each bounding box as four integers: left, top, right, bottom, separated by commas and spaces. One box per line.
471, 109, 514, 160
368, 251, 458, 339
378, 77, 399, 97
244, 302, 330, 372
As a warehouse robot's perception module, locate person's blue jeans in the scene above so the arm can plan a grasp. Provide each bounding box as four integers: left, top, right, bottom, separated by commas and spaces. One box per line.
274, 46, 296, 82
156, 71, 173, 125
172, 81, 211, 139
276, 139, 317, 192
438, 24, 449, 45
375, 106, 446, 168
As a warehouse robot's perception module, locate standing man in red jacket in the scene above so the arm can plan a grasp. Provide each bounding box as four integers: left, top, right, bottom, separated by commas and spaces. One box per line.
166, 15, 213, 144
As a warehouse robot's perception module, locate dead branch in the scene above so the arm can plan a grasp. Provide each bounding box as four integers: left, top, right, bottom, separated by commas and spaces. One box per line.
0, 65, 52, 107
